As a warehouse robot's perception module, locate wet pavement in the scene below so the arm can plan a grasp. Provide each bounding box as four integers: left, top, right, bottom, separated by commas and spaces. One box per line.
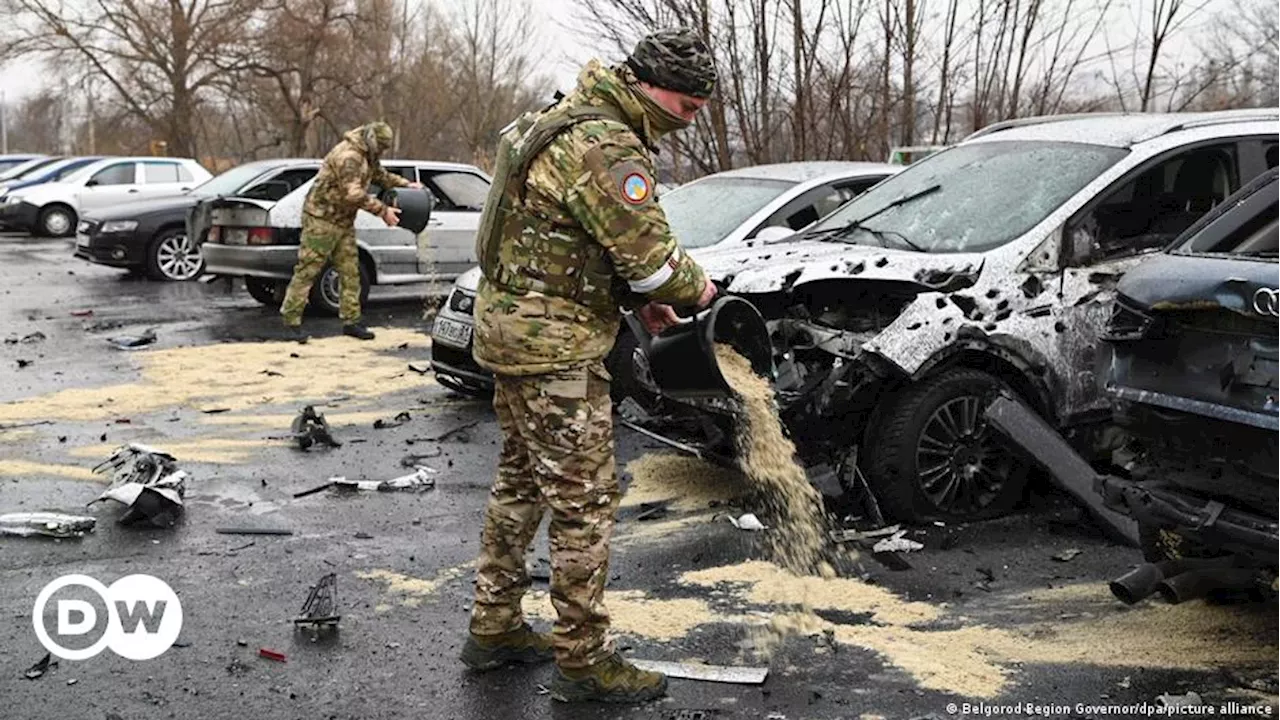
1, 231, 1276, 720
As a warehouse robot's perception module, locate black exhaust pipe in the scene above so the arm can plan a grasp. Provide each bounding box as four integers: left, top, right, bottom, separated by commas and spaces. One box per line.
1109, 557, 1232, 605
1156, 568, 1259, 604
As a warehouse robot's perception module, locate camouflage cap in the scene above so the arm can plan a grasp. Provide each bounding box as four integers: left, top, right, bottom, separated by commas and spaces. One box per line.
625, 28, 716, 99
365, 121, 394, 152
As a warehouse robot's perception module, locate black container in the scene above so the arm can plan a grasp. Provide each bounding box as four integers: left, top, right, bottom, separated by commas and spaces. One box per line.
379, 187, 436, 235
635, 295, 773, 400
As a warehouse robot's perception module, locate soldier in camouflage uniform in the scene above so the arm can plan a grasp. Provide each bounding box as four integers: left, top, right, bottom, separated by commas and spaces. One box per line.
457, 30, 720, 704
280, 121, 422, 342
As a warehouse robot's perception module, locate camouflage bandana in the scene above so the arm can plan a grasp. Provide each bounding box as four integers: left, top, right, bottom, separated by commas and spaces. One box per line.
363, 121, 395, 158
625, 28, 717, 99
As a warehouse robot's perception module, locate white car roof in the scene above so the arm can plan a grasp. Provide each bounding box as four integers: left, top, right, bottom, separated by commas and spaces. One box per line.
963, 109, 1279, 148
707, 161, 899, 184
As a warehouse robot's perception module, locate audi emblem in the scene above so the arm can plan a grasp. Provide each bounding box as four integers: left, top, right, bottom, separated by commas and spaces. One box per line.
1254, 287, 1280, 318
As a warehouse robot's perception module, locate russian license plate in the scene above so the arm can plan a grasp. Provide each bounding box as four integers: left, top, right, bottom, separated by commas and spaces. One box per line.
224, 228, 249, 246
75, 233, 91, 249
433, 317, 473, 347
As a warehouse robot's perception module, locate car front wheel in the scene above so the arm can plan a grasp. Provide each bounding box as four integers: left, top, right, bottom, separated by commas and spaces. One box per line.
865, 367, 1030, 522
146, 228, 204, 281
38, 205, 77, 237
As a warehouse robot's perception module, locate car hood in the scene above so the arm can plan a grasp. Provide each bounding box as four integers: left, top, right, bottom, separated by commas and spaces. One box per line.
693, 238, 986, 294
456, 266, 482, 293
85, 194, 202, 221
1117, 252, 1278, 318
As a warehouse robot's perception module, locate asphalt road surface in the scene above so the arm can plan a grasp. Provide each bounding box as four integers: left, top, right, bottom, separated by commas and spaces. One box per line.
1, 231, 1276, 720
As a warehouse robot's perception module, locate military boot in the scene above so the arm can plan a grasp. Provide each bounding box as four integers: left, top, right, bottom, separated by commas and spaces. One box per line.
550, 652, 668, 704
459, 623, 554, 671
284, 324, 309, 344
342, 322, 375, 340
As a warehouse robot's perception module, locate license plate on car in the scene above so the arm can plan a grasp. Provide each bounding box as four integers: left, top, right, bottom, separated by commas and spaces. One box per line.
433, 317, 473, 347
75, 234, 90, 249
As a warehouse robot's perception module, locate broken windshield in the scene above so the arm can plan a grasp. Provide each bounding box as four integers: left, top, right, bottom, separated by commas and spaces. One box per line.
807, 141, 1127, 253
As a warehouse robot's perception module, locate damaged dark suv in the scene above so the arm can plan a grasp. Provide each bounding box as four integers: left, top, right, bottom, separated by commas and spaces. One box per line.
640, 109, 1278, 523
1097, 167, 1277, 580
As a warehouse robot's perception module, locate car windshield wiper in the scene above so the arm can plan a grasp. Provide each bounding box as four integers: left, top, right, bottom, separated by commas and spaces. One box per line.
805, 183, 940, 251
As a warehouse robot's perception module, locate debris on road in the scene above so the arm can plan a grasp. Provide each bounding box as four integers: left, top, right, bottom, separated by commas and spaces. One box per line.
1052, 548, 1084, 562
69, 309, 94, 317
1156, 692, 1205, 708
294, 572, 340, 629
259, 369, 283, 377
414, 419, 480, 443
354, 531, 373, 539
330, 467, 438, 493
0, 420, 55, 431
399, 448, 442, 467
215, 526, 294, 536
258, 648, 287, 663
831, 524, 902, 543
872, 530, 925, 554
726, 513, 767, 531
90, 444, 187, 528
20, 331, 46, 344
106, 328, 157, 350
627, 659, 768, 684
16, 359, 32, 369
0, 512, 97, 539
292, 480, 336, 498
290, 406, 341, 450
201, 407, 231, 414
408, 363, 430, 375
635, 502, 670, 522
24, 652, 57, 680
374, 411, 412, 429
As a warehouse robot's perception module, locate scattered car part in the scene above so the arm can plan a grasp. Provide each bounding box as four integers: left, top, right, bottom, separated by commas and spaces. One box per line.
330, 467, 437, 493
258, 648, 287, 662
414, 419, 481, 442
294, 573, 340, 628
290, 405, 341, 450
215, 527, 294, 536
24, 652, 57, 680
0, 512, 96, 539
89, 444, 187, 528
627, 660, 768, 685
106, 328, 157, 349
872, 530, 924, 553
374, 411, 412, 429
983, 394, 1139, 546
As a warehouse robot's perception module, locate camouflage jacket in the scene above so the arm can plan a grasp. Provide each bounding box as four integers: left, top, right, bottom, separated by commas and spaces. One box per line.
473, 60, 709, 376
303, 128, 410, 226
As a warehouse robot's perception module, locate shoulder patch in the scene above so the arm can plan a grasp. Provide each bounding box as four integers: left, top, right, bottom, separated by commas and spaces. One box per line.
609, 161, 654, 207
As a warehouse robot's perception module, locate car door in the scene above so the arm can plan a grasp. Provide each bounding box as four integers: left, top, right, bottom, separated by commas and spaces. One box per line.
138, 161, 194, 198
418, 169, 489, 277
77, 161, 141, 213
1054, 137, 1266, 422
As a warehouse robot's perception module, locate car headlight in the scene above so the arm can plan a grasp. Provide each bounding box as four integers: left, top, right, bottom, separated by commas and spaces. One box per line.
100, 220, 138, 233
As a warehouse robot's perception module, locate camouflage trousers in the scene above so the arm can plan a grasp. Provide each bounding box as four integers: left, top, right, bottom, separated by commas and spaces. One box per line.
469, 360, 619, 669
281, 215, 362, 325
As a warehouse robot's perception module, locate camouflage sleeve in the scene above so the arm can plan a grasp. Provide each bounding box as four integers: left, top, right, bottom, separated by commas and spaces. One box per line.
564, 132, 707, 307
335, 154, 385, 216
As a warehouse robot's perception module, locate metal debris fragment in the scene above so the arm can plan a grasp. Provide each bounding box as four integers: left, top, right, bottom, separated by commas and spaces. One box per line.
258, 648, 287, 662
106, 328, 157, 349
872, 530, 924, 553
294, 573, 340, 628
291, 405, 342, 450
24, 652, 57, 680
215, 527, 293, 536
0, 512, 97, 539
332, 467, 437, 493
374, 411, 412, 429
1052, 548, 1083, 562
415, 419, 480, 443
89, 444, 187, 528
628, 660, 768, 685
726, 513, 767, 531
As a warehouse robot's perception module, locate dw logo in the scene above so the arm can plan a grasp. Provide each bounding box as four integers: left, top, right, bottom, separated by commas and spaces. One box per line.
32, 574, 183, 661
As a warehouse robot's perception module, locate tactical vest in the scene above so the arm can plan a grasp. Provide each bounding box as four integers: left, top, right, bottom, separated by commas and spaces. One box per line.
476, 102, 628, 311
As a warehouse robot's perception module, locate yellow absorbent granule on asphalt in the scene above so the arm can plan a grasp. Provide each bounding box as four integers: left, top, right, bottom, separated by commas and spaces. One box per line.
622, 453, 742, 511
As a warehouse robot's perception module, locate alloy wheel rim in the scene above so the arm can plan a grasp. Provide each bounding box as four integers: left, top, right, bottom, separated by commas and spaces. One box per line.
47, 212, 71, 235
322, 268, 341, 309
157, 233, 202, 280
915, 394, 1013, 513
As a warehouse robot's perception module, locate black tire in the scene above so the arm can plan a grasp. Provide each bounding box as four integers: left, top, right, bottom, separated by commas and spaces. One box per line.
308, 260, 372, 316
145, 227, 204, 281
866, 367, 1031, 522
245, 277, 284, 306
37, 204, 77, 238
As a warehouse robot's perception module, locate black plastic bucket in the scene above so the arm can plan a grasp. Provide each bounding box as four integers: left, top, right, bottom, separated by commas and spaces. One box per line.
380, 187, 436, 235
634, 295, 773, 400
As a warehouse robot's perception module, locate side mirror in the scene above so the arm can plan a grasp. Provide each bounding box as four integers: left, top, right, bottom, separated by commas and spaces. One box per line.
752, 226, 795, 244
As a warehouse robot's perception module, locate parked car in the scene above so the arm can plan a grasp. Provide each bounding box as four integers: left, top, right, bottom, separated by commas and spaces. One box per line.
202, 160, 490, 315
0, 157, 102, 228
1097, 166, 1277, 573
0, 154, 51, 177
74, 159, 321, 281
429, 161, 901, 397
0, 157, 212, 237
632, 109, 1278, 523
